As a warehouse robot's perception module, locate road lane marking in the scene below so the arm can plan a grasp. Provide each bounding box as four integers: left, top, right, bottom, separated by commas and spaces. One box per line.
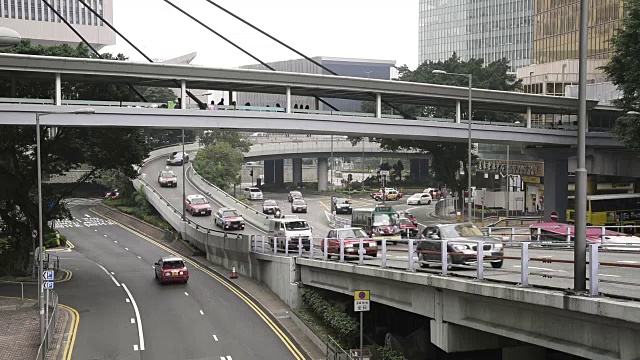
618, 260, 639, 264
125, 248, 129, 251
200, 310, 204, 315
133, 344, 139, 351
131, 318, 135, 324
110, 272, 114, 275
599, 274, 620, 278
126, 298, 130, 303
104, 235, 108, 237
94, 229, 97, 232
185, 292, 189, 296
91, 208, 306, 360
84, 214, 91, 218
60, 304, 80, 360
122, 283, 145, 351
114, 241, 117, 243
213, 335, 218, 341
96, 264, 121, 287
137, 256, 141, 259
513, 265, 565, 272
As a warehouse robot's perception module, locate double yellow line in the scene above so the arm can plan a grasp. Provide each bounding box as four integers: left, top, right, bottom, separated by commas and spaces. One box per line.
90, 209, 307, 360
61, 304, 80, 360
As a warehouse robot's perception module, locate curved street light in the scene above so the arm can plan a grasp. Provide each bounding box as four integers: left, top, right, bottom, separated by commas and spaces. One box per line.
0, 27, 21, 48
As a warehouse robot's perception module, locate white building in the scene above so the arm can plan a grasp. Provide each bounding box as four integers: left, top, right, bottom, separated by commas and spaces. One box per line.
1, 0, 115, 49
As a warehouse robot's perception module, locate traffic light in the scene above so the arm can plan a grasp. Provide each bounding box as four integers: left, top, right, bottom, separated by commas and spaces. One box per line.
249, 170, 254, 177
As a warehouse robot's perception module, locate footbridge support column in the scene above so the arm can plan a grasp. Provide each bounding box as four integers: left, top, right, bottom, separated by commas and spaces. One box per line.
317, 157, 328, 191
523, 147, 574, 223
292, 158, 303, 187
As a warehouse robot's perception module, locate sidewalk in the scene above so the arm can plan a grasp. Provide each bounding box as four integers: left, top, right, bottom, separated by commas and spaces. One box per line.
0, 297, 71, 360
181, 252, 325, 360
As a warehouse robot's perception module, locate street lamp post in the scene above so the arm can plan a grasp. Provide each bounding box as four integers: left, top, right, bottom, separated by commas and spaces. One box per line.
433, 70, 473, 223
182, 128, 186, 221
574, 0, 589, 293
35, 108, 94, 356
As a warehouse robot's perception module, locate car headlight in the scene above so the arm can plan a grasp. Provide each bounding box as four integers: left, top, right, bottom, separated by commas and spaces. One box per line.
452, 244, 468, 251
179, 271, 184, 275
164, 272, 171, 277
494, 243, 503, 249
344, 243, 354, 248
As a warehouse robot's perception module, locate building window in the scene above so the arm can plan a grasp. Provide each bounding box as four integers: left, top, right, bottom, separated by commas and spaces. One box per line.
99, 0, 102, 25
69, 0, 73, 23
43, 0, 48, 21
17, 0, 22, 19
11, 0, 16, 18
75, 0, 79, 23
86, 0, 91, 25
56, 0, 61, 22
92, 0, 97, 25
62, 0, 67, 21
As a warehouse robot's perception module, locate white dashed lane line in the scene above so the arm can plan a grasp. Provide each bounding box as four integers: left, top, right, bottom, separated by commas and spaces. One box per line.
213, 335, 218, 341
200, 310, 204, 315
96, 263, 121, 287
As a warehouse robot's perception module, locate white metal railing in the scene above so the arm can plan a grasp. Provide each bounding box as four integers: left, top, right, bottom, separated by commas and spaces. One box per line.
250, 225, 640, 298
35, 290, 59, 360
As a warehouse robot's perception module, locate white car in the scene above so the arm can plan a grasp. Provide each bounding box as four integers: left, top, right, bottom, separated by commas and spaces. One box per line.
406, 193, 432, 205
244, 187, 264, 200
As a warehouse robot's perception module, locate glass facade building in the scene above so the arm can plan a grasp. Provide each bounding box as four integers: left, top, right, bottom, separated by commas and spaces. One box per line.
534, 0, 625, 64
419, 0, 534, 71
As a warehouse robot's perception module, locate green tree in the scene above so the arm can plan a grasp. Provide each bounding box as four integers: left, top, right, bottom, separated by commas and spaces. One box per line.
392, 160, 404, 181
199, 130, 252, 153
602, 0, 640, 150
355, 54, 520, 197
193, 142, 243, 191
0, 42, 150, 275
139, 87, 178, 103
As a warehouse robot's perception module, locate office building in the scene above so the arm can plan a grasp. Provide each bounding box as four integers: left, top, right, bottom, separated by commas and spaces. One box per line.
1, 0, 115, 49
418, 0, 534, 71
236, 57, 396, 112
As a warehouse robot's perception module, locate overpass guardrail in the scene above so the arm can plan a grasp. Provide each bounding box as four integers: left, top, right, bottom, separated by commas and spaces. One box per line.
251, 225, 640, 300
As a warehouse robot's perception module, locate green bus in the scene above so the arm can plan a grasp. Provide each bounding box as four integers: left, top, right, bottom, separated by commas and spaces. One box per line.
351, 204, 401, 243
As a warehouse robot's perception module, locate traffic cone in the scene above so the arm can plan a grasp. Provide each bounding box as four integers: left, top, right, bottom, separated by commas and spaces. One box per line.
230, 265, 238, 279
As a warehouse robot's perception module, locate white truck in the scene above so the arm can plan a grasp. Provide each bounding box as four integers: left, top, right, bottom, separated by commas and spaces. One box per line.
268, 218, 313, 251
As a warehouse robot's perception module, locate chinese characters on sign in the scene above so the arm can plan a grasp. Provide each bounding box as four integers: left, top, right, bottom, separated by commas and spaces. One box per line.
475, 159, 544, 177
354, 290, 370, 312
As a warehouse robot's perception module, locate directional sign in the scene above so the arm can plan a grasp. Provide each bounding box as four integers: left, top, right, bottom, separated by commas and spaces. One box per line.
32, 229, 38, 239
354, 290, 370, 312
550, 211, 559, 222
379, 170, 390, 177
43, 281, 54, 290
42, 270, 54, 281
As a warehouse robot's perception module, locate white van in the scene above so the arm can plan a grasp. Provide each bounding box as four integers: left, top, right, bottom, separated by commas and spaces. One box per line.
268, 218, 312, 251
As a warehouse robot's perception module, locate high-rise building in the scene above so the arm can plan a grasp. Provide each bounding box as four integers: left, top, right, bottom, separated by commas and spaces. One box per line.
0, 0, 115, 49
533, 0, 625, 64
418, 0, 534, 71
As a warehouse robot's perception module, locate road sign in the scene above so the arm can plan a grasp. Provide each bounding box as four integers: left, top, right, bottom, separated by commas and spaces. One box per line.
43, 281, 54, 290
48, 200, 56, 210
354, 290, 370, 312
550, 211, 559, 222
42, 270, 54, 281
32, 229, 37, 239
379, 170, 390, 176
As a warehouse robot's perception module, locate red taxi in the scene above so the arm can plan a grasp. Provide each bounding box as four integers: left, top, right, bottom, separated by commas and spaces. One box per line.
321, 227, 379, 258
154, 256, 189, 284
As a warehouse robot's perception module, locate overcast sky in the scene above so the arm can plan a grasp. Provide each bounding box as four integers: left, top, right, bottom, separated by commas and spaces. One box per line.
103, 0, 419, 70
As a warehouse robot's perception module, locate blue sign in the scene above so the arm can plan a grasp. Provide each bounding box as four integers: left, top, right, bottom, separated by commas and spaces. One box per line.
43, 282, 54, 290
48, 200, 56, 210
42, 270, 54, 281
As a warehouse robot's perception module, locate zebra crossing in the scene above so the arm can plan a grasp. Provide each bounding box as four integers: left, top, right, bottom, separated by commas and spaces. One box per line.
63, 198, 103, 209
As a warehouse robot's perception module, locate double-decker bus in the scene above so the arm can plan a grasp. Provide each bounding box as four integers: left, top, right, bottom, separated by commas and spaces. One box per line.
567, 194, 640, 230
351, 204, 401, 244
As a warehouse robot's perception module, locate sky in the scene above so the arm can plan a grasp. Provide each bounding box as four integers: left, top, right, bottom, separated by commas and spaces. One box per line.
102, 0, 419, 70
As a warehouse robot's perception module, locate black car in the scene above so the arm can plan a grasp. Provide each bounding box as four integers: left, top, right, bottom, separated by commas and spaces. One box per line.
332, 198, 352, 214
167, 152, 189, 166
416, 223, 504, 269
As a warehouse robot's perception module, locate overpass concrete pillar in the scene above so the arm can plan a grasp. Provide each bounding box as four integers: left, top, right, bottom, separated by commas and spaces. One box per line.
376, 93, 382, 118
526, 106, 532, 128
456, 100, 461, 123
292, 158, 303, 187
502, 346, 546, 360
543, 158, 569, 223
181, 80, 187, 110
264, 160, 275, 185
285, 87, 291, 113
317, 157, 328, 191
274, 159, 284, 185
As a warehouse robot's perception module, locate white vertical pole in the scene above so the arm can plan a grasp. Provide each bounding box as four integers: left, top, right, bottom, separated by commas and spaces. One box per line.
526, 106, 532, 128
359, 311, 364, 360
375, 93, 381, 118
506, 145, 510, 217
285, 86, 291, 113
180, 80, 187, 109
456, 100, 461, 123
55, 73, 61, 106
36, 113, 45, 350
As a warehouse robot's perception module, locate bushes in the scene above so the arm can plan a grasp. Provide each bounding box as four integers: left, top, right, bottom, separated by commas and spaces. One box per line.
301, 289, 358, 348
102, 191, 173, 231
43, 232, 67, 248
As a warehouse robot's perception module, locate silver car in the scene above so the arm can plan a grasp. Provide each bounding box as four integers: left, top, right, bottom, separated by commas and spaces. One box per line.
291, 199, 307, 213
167, 152, 189, 166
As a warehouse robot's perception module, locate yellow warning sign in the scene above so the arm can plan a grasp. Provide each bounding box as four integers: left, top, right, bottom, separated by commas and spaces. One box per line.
354, 290, 370, 301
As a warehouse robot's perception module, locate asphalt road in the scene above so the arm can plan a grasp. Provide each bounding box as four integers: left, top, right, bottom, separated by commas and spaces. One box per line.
140, 155, 640, 299
33, 204, 301, 360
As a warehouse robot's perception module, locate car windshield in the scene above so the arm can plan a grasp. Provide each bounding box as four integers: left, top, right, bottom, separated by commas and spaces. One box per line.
336, 199, 350, 204
373, 214, 396, 226
398, 218, 413, 225
285, 221, 310, 230
160, 171, 175, 177
171, 152, 184, 158
440, 224, 484, 238
337, 228, 368, 238
191, 197, 206, 204
264, 200, 277, 206
293, 200, 305, 205
222, 210, 239, 217
250, 188, 261, 192
291, 192, 301, 196
162, 260, 185, 269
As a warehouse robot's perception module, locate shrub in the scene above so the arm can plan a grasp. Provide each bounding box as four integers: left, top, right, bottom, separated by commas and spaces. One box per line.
301, 289, 358, 348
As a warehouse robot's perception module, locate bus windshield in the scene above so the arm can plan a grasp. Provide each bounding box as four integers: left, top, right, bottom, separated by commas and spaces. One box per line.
285, 221, 310, 231
373, 214, 396, 226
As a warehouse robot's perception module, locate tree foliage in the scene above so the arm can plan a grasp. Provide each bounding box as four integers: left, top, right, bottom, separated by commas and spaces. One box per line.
0, 41, 150, 275
356, 54, 520, 193
139, 87, 178, 103
602, 0, 640, 150
199, 130, 252, 153
193, 142, 244, 191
